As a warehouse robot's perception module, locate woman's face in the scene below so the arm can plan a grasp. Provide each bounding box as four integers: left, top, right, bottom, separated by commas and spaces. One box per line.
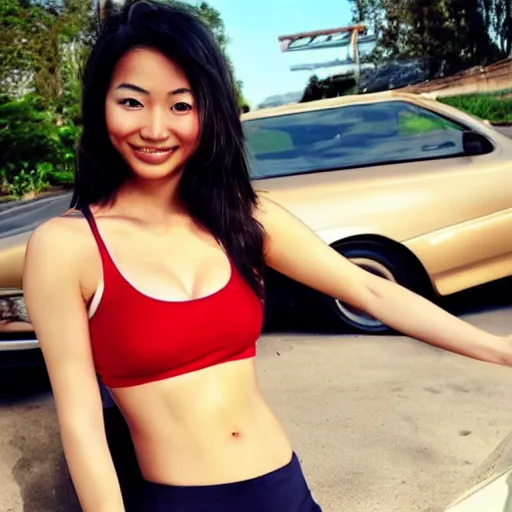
105, 47, 200, 182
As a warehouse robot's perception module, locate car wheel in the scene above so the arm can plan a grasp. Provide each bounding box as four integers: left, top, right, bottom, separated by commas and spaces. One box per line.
325, 240, 430, 334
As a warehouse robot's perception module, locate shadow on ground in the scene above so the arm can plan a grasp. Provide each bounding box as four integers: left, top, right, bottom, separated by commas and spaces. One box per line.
0, 367, 80, 512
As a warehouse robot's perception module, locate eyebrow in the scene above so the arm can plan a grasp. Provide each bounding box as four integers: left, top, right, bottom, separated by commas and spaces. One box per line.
115, 83, 193, 96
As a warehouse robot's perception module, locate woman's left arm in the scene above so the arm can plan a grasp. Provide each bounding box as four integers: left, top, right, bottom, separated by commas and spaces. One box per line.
256, 195, 512, 366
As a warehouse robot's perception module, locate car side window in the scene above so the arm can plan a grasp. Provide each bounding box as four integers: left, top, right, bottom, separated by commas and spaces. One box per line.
244, 101, 467, 179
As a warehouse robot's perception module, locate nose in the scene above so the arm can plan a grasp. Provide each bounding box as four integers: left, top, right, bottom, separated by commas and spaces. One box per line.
140, 108, 169, 142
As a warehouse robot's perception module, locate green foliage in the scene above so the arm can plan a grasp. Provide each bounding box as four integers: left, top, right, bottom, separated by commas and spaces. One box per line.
0, 95, 60, 180
348, 0, 509, 79
0, 94, 78, 196
6, 167, 49, 198
439, 92, 512, 123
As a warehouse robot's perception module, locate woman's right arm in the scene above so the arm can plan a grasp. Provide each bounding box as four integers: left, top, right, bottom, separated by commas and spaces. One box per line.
23, 219, 125, 512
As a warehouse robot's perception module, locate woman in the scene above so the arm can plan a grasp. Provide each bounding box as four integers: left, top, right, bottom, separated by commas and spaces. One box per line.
23, 1, 512, 511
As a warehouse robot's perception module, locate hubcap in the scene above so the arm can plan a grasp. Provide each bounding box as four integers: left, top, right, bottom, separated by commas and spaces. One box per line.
335, 257, 396, 330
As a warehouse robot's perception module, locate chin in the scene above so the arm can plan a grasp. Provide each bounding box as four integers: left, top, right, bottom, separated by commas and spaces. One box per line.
130, 162, 184, 182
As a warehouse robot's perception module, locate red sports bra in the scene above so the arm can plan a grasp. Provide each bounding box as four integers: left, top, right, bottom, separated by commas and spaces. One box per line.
82, 207, 263, 388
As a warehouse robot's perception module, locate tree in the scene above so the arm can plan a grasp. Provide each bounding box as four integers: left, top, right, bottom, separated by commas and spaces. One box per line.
0, 0, 53, 98
0, 0, 95, 104
481, 0, 512, 55
348, 0, 508, 79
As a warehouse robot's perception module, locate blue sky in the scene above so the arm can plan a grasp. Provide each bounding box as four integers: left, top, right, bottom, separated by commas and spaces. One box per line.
192, 0, 356, 107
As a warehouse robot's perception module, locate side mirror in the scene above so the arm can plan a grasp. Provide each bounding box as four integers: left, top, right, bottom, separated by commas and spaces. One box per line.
462, 130, 494, 156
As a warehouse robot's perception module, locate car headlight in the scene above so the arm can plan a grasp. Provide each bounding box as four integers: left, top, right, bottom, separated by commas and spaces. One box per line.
0, 290, 31, 331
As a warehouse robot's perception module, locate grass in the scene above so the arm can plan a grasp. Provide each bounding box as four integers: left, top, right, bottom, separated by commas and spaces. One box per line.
439, 90, 512, 124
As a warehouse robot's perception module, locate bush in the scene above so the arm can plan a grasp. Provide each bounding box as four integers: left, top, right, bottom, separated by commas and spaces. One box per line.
0, 95, 60, 180
0, 95, 79, 197
46, 169, 75, 188
6, 167, 48, 198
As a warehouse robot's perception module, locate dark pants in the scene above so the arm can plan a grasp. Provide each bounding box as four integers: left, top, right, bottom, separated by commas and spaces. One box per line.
141, 452, 322, 512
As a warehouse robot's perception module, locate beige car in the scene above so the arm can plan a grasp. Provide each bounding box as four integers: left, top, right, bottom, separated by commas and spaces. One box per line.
243, 90, 512, 332
1, 90, 511, 360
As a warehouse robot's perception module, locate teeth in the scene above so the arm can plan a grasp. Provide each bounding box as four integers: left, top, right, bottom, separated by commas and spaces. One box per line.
137, 148, 172, 154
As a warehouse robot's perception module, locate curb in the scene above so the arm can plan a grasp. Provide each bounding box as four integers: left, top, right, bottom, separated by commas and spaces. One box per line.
0, 192, 71, 218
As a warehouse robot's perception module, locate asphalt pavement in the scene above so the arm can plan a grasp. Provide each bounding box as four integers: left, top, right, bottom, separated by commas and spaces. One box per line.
1, 283, 511, 512
0, 193, 71, 239
496, 125, 512, 138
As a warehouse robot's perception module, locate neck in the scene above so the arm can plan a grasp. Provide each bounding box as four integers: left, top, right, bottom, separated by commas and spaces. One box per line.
114, 172, 186, 223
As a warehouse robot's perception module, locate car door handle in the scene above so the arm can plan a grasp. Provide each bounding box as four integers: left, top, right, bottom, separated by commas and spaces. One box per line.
422, 141, 456, 151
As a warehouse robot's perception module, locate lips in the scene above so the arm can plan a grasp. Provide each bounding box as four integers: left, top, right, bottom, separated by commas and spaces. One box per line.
129, 143, 178, 165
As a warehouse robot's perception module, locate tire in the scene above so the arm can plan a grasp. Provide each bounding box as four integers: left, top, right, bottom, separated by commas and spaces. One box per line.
324, 239, 430, 334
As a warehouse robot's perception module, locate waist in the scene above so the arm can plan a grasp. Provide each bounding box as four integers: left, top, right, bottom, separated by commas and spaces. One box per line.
110, 360, 292, 485
142, 452, 303, 498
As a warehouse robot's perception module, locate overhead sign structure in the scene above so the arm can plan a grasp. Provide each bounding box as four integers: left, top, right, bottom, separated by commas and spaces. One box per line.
279, 26, 375, 54
278, 25, 377, 89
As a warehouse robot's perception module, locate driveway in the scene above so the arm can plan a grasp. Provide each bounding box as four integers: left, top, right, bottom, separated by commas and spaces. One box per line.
1, 284, 511, 512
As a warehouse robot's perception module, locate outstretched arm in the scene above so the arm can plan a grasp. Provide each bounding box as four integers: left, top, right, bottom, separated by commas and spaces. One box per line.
256, 196, 512, 366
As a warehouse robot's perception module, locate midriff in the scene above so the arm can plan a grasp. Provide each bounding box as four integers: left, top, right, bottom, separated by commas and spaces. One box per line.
110, 357, 293, 485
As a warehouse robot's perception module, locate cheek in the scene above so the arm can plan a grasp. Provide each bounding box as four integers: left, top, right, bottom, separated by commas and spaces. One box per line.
105, 102, 137, 141
180, 113, 201, 149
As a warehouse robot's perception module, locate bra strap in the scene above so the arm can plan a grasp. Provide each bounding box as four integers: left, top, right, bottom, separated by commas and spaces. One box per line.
81, 205, 110, 262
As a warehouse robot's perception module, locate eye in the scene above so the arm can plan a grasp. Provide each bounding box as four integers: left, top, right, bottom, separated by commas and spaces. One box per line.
171, 102, 193, 113
118, 98, 143, 108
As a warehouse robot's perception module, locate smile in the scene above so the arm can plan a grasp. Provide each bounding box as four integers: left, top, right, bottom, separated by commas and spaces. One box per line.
132, 146, 175, 154
129, 144, 179, 165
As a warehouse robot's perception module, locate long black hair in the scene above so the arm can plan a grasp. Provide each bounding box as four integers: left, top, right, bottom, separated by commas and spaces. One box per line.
71, 0, 266, 300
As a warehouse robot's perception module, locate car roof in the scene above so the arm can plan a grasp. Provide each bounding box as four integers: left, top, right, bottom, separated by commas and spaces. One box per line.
241, 90, 423, 122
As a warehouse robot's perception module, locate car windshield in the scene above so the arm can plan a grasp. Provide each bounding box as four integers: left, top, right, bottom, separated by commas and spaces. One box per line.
243, 100, 466, 179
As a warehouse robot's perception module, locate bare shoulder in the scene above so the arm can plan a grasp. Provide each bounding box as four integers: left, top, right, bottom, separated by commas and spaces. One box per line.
25, 209, 94, 271
255, 192, 284, 217
254, 193, 297, 229
28, 210, 90, 248
254, 192, 314, 243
